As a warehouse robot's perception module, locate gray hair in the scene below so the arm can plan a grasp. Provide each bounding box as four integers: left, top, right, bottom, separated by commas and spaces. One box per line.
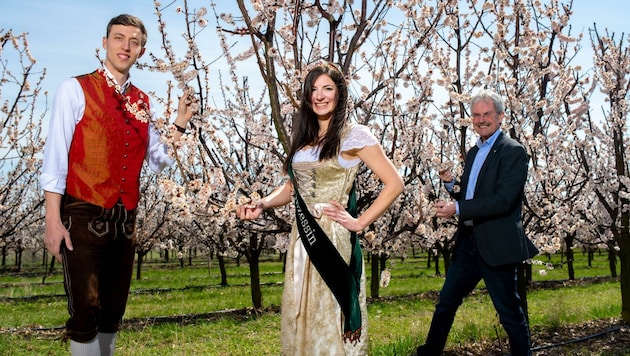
470, 90, 505, 114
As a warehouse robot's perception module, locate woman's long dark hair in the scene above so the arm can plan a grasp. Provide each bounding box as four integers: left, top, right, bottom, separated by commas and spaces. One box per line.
282, 62, 349, 173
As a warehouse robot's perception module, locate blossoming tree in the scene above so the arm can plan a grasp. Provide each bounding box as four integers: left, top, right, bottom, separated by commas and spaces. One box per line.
0, 30, 46, 270
134, 1, 629, 319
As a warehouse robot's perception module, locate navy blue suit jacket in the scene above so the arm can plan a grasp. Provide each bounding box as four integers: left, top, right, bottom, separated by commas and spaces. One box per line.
450, 131, 538, 266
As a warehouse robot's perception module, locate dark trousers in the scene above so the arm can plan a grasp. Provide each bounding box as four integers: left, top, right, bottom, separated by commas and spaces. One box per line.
60, 195, 136, 343
418, 228, 531, 356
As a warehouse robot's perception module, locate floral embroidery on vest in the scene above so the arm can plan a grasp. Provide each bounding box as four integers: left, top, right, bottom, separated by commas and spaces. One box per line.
97, 67, 151, 123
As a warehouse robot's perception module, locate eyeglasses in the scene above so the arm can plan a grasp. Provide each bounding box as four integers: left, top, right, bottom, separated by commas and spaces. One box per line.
471, 111, 498, 119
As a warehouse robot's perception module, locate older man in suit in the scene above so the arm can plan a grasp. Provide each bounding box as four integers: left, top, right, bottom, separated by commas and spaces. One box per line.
413, 90, 539, 356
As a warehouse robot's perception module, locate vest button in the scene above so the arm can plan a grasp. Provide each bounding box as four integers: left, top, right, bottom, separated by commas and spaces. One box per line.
126, 130, 130, 135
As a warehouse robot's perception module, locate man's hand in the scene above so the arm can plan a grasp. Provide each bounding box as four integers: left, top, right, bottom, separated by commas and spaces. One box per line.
438, 169, 454, 183
44, 219, 72, 261
43, 192, 72, 261
173, 89, 198, 129
433, 200, 456, 218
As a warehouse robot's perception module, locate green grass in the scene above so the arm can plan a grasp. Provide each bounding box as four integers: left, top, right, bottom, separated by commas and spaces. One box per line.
0, 250, 625, 355
529, 280, 621, 326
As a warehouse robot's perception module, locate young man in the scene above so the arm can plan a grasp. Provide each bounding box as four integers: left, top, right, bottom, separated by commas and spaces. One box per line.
413, 90, 539, 356
40, 14, 194, 355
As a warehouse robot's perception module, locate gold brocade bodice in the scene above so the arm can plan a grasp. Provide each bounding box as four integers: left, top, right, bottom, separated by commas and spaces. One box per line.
292, 157, 360, 208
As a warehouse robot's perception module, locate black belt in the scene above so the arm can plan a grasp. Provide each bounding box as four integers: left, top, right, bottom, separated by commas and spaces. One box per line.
64, 195, 135, 223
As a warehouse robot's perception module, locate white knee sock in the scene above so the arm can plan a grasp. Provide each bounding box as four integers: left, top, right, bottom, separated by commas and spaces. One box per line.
98, 332, 117, 356
70, 337, 99, 355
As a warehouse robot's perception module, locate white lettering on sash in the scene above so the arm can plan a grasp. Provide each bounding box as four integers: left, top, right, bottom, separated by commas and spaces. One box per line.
295, 198, 316, 246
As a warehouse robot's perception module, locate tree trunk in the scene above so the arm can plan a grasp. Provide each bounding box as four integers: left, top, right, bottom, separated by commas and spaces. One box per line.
136, 252, 145, 280
380, 254, 388, 273
608, 241, 618, 278
42, 256, 56, 284
436, 242, 452, 276
218, 254, 228, 286
207, 253, 212, 276
370, 252, 379, 299
48, 255, 56, 274
525, 262, 533, 283
564, 234, 575, 280
247, 253, 263, 309
16, 249, 23, 272
444, 250, 451, 273
281, 252, 286, 273
434, 253, 441, 276
618, 210, 630, 322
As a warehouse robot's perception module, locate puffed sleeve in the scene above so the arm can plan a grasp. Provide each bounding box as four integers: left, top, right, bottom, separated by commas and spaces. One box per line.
340, 124, 379, 151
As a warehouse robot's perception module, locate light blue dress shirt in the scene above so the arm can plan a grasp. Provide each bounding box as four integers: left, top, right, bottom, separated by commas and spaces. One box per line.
444, 129, 502, 217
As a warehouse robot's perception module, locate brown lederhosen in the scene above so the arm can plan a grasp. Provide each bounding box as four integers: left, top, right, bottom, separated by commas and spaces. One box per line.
60, 195, 136, 342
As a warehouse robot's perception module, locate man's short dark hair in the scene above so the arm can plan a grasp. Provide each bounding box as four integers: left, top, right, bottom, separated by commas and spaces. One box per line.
106, 14, 147, 47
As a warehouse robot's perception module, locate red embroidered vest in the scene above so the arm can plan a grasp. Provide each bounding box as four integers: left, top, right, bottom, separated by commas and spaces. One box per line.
66, 70, 150, 209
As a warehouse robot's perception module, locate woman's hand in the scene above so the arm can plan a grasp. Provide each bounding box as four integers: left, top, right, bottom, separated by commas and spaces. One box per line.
235, 181, 293, 221
236, 201, 264, 220
321, 200, 365, 232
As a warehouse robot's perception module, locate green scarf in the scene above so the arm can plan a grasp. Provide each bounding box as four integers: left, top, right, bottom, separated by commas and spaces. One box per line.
288, 165, 363, 342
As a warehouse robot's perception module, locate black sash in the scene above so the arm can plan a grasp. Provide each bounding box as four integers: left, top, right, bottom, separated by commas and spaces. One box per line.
288, 165, 362, 342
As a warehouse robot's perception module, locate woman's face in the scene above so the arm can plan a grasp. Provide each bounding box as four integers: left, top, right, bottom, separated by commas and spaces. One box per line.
310, 74, 338, 120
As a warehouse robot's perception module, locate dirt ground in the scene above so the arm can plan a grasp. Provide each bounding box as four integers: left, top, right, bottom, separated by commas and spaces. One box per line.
442, 318, 630, 356
4, 316, 629, 355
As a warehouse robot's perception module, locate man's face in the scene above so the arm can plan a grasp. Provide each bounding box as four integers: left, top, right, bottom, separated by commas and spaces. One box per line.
102, 24, 145, 81
471, 99, 503, 141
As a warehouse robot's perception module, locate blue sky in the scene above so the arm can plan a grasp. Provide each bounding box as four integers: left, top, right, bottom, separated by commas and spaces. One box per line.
2, 0, 628, 110
3, 0, 198, 99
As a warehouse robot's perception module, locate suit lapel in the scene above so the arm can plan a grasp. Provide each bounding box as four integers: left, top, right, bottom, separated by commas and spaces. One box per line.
463, 132, 504, 197
475, 132, 504, 191
461, 146, 479, 197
